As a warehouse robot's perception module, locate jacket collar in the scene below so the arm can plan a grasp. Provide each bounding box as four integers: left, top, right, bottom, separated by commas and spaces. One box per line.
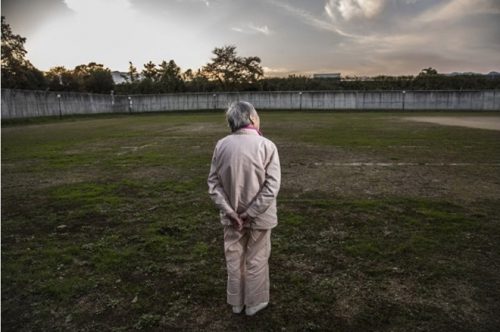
235, 124, 262, 136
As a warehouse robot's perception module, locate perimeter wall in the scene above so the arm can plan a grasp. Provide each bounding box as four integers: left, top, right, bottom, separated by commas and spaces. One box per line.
2, 89, 499, 119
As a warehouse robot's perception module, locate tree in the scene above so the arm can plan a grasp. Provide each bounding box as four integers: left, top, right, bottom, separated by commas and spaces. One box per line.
158, 60, 184, 92
414, 67, 443, 89
239, 55, 264, 84
186, 69, 212, 92
73, 62, 114, 93
126, 61, 140, 83
142, 61, 158, 81
182, 68, 194, 82
418, 67, 438, 77
45, 66, 79, 91
202, 45, 264, 90
1, 16, 46, 89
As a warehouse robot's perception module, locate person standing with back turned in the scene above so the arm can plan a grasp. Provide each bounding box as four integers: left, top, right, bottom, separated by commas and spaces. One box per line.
208, 101, 281, 316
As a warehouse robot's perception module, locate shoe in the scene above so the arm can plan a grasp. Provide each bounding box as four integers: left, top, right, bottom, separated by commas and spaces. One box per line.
232, 305, 244, 314
245, 302, 268, 316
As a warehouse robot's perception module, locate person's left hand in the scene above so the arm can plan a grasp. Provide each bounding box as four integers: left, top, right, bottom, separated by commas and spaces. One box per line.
239, 212, 250, 223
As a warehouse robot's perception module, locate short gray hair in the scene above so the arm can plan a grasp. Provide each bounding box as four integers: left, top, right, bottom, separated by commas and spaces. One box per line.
226, 101, 257, 132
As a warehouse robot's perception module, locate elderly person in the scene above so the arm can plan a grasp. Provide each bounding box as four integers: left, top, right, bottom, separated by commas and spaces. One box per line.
208, 101, 281, 316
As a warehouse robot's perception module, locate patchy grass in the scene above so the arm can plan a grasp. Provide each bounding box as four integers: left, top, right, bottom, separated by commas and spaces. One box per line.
2, 111, 500, 331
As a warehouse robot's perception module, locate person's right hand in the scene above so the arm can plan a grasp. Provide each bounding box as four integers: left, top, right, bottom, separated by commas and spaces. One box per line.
227, 212, 244, 231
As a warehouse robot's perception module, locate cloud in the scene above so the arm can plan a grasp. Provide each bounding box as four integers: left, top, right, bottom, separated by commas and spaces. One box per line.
2, 0, 73, 36
6, 0, 500, 76
416, 0, 500, 23
262, 66, 295, 77
232, 23, 271, 35
64, 0, 132, 15
270, 0, 355, 37
25, 0, 215, 71
325, 0, 386, 21
250, 24, 271, 35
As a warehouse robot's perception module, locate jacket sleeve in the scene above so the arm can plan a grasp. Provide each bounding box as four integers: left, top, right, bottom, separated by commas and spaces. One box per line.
246, 143, 281, 217
207, 146, 235, 215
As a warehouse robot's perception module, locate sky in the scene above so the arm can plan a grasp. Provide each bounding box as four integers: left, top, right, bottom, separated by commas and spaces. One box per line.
2, 0, 500, 76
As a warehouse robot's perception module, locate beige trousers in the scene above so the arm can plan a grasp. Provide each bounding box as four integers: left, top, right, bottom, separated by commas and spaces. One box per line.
224, 226, 272, 307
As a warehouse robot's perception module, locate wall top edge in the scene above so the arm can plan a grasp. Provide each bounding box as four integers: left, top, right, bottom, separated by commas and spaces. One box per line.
3, 88, 499, 99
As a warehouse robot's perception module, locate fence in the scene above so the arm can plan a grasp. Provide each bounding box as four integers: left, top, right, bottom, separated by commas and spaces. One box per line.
2, 89, 499, 119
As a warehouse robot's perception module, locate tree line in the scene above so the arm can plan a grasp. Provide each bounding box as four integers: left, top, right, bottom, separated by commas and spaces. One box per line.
2, 16, 499, 94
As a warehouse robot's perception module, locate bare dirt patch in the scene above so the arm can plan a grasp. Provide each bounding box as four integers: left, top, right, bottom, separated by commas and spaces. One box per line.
404, 116, 500, 131
278, 141, 500, 201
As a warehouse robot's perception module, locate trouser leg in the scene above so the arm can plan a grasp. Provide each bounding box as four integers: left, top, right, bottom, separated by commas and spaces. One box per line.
244, 229, 271, 307
224, 226, 248, 306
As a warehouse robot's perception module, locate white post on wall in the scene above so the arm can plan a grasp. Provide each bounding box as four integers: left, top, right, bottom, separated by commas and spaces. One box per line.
57, 94, 62, 119
111, 90, 115, 106
128, 96, 132, 113
402, 90, 406, 111
299, 91, 303, 110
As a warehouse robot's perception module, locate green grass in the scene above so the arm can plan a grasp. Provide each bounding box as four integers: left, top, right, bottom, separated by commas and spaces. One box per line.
2, 111, 500, 331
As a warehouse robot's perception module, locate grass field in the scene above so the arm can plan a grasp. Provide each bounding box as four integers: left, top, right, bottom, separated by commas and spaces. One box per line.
2, 111, 500, 331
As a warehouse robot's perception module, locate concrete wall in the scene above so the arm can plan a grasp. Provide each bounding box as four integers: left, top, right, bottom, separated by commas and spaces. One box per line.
1, 89, 127, 119
2, 89, 499, 119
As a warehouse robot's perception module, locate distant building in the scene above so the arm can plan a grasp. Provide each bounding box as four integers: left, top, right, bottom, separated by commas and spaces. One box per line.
313, 73, 341, 80
111, 71, 129, 84
342, 76, 373, 81
111, 71, 146, 84
443, 71, 500, 77
444, 72, 480, 77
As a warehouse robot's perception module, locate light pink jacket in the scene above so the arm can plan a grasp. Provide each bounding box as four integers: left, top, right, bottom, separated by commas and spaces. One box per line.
208, 128, 281, 229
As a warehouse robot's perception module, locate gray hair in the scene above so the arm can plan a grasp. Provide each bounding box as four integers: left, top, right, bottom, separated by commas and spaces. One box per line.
225, 101, 257, 132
